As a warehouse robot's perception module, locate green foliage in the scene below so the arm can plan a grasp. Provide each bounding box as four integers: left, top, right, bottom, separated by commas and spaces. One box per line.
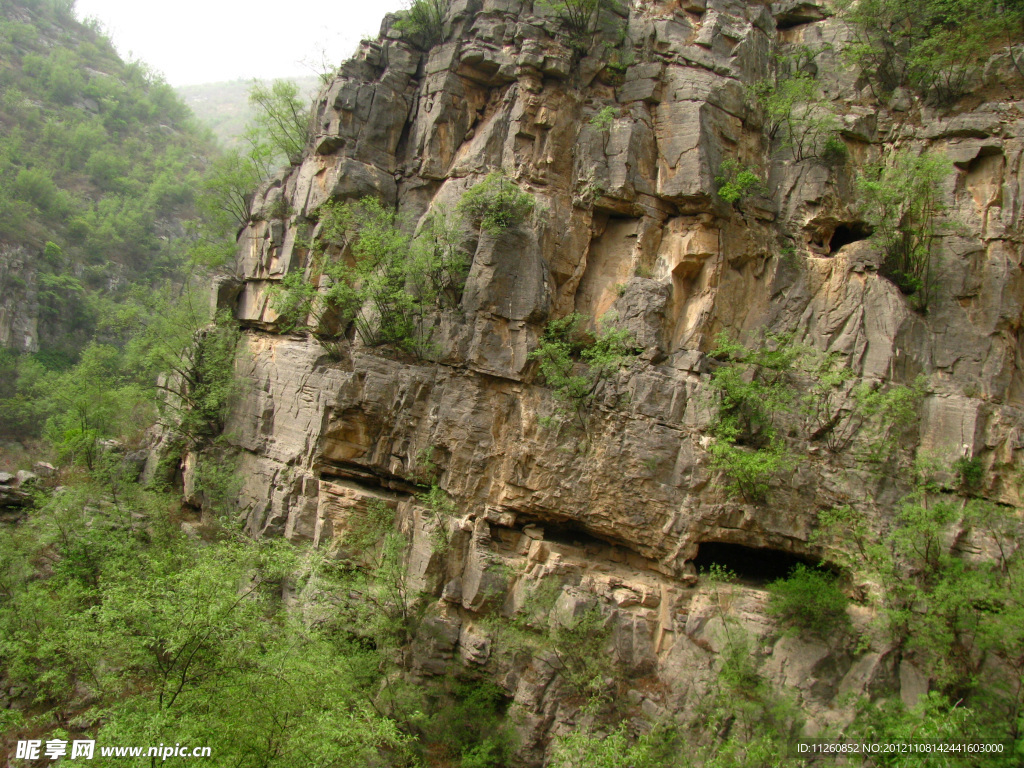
194, 142, 270, 238
271, 197, 469, 359
840, 0, 1024, 105
394, 0, 448, 49
798, 343, 926, 459
551, 723, 666, 768
749, 72, 842, 162
0, 0, 227, 378
39, 343, 148, 468
849, 692, 1018, 767
193, 447, 243, 525
707, 332, 801, 501
707, 437, 795, 504
815, 482, 1024, 749
529, 312, 638, 430
690, 614, 805, 768
270, 269, 320, 333
857, 149, 951, 308
715, 159, 765, 206
708, 332, 926, 488
167, 311, 241, 440
548, 606, 617, 700
419, 483, 455, 554
425, 681, 515, 767
953, 455, 985, 493
589, 105, 618, 131
767, 564, 849, 639
247, 79, 311, 167
457, 171, 535, 235
0, 480, 413, 767
334, 498, 430, 671
541, 0, 619, 48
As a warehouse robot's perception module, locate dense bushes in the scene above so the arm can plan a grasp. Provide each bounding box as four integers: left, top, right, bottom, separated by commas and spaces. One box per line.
840, 0, 1024, 105
457, 171, 535, 235
767, 565, 849, 638
271, 173, 536, 358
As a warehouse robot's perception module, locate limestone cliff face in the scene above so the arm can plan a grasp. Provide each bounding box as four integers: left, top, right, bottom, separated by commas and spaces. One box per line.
206, 0, 1022, 758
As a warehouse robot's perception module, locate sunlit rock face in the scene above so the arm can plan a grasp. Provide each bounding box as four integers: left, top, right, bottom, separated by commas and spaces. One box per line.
202, 0, 1023, 760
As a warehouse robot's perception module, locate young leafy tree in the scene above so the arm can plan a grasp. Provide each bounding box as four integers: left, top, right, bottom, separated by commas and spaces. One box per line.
750, 72, 843, 163
530, 312, 638, 431
857, 149, 951, 308
248, 79, 312, 167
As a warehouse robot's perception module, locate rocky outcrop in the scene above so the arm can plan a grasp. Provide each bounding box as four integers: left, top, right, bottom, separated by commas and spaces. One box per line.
0, 246, 39, 354
201, 0, 1023, 760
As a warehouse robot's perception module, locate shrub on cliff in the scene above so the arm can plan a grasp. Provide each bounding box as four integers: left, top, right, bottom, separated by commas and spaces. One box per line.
767, 564, 850, 639
270, 197, 469, 359
394, 0, 448, 49
840, 0, 1024, 106
707, 333, 926, 500
530, 312, 638, 431
540, 0, 622, 49
457, 171, 535, 235
714, 159, 765, 206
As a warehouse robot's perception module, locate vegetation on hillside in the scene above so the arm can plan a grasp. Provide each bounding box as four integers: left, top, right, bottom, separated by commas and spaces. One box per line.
0, 0, 225, 409
840, 0, 1024, 105
269, 173, 535, 359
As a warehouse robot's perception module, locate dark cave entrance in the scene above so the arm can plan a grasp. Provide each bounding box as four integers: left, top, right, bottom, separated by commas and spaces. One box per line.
693, 541, 835, 585
828, 222, 873, 255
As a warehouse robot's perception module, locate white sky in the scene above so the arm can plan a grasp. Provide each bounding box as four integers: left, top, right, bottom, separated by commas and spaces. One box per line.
74, 0, 409, 86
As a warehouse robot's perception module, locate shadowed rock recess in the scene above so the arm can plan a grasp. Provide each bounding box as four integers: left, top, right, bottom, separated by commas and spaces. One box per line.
180, 0, 1023, 759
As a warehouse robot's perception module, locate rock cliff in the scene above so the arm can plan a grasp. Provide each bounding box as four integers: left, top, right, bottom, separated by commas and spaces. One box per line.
198, 0, 1023, 759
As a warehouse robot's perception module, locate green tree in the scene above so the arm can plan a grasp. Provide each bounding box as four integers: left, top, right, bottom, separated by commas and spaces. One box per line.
857, 149, 951, 308
248, 79, 312, 166
529, 312, 638, 431
750, 71, 843, 163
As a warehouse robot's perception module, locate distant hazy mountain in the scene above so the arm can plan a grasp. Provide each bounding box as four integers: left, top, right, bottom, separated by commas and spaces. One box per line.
176, 76, 323, 148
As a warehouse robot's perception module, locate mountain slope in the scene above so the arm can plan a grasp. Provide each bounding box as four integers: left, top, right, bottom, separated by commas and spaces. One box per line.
0, 0, 216, 365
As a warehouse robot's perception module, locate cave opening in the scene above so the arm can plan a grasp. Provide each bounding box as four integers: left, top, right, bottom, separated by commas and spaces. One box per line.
693, 541, 835, 585
534, 518, 617, 551
828, 222, 873, 254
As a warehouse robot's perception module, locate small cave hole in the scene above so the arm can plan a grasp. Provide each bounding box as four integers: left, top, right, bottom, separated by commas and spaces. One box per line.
828, 222, 873, 255
535, 518, 616, 551
692, 541, 835, 585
